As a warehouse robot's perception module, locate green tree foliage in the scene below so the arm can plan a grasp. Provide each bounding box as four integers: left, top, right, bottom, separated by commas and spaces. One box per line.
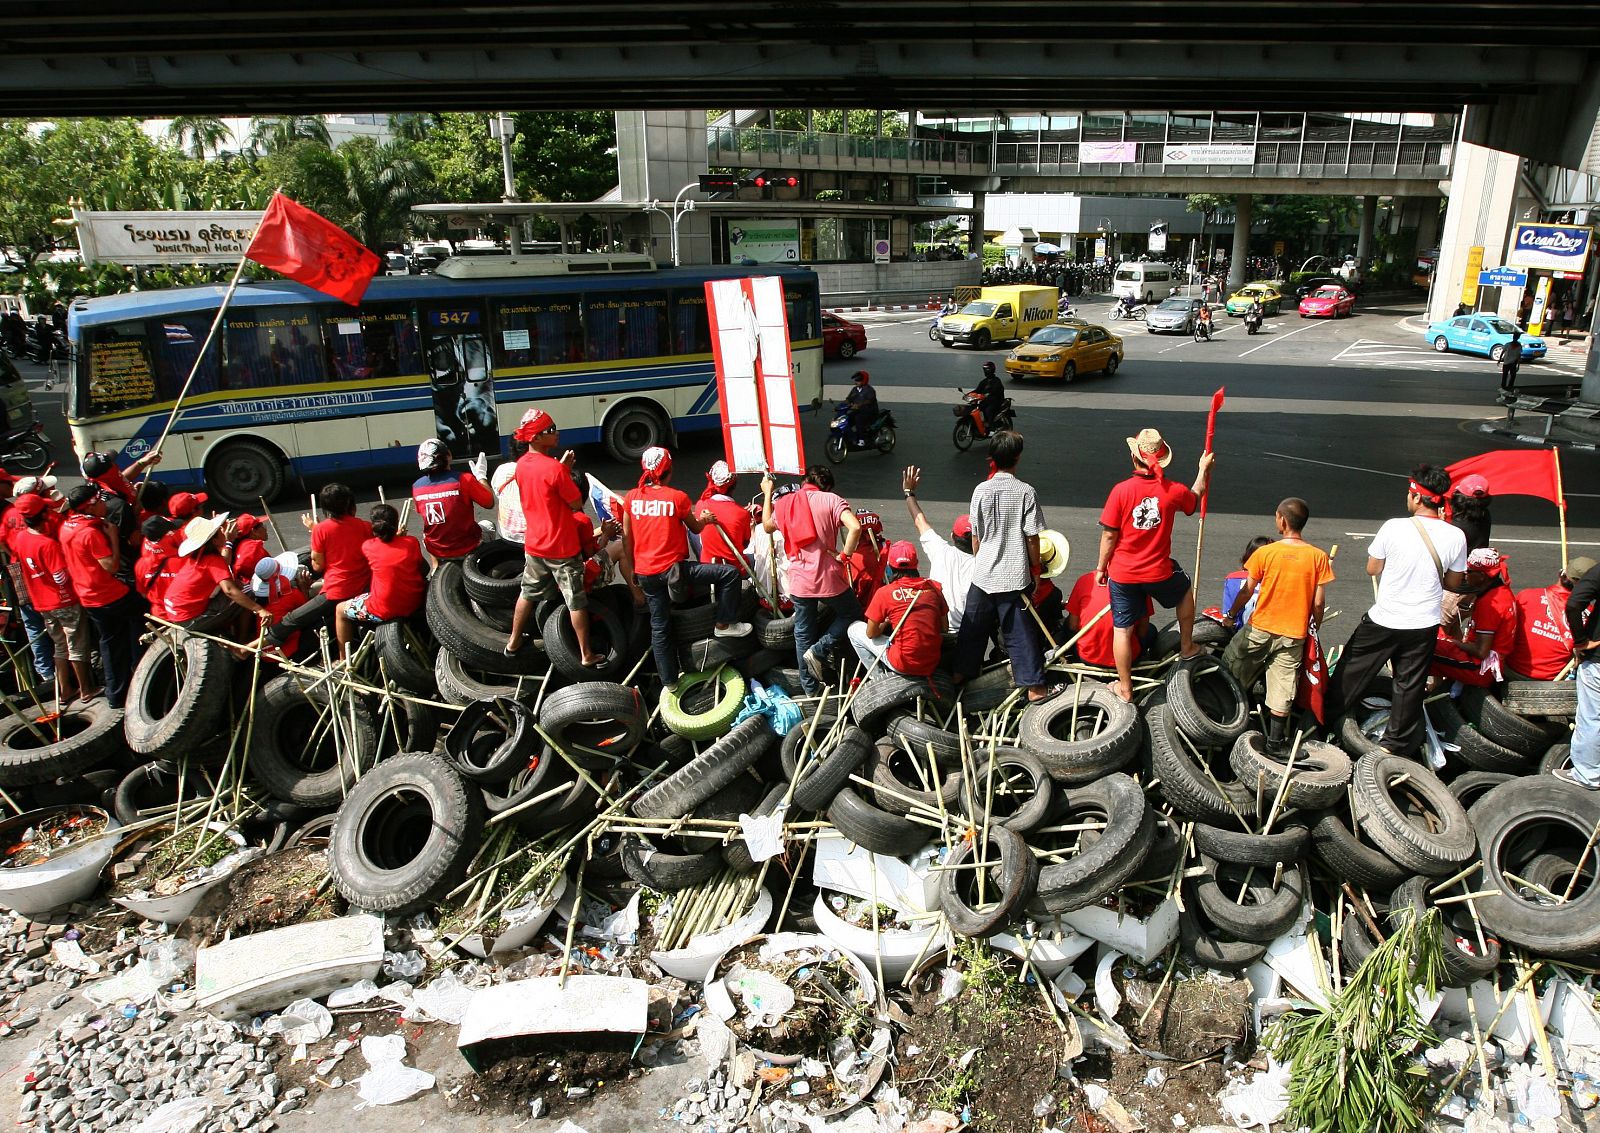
1261, 195, 1358, 252
247, 115, 333, 155
770, 110, 908, 137
166, 115, 233, 159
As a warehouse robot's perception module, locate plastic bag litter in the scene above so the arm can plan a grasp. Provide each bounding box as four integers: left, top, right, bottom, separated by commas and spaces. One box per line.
407, 969, 474, 1025
262, 999, 333, 1045
382, 950, 425, 981
738, 808, 786, 863
355, 1033, 434, 1106
732, 970, 795, 1028
1218, 1058, 1291, 1130
134, 1097, 212, 1133
51, 938, 100, 974
85, 961, 163, 1008
326, 979, 382, 1009
733, 679, 802, 737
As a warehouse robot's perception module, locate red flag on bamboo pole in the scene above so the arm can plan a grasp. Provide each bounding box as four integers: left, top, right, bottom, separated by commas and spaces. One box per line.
1199, 386, 1225, 518
1445, 448, 1562, 505
245, 192, 381, 306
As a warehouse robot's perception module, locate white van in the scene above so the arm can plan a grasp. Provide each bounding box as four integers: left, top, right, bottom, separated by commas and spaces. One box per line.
1112, 262, 1174, 304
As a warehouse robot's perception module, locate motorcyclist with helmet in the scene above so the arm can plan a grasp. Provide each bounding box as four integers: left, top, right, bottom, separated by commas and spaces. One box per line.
844, 370, 879, 448
1195, 301, 1214, 340
974, 361, 1007, 433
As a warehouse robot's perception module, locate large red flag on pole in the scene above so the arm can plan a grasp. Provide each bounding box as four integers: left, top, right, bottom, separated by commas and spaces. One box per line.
245, 192, 381, 306
1193, 386, 1226, 581
1445, 448, 1562, 504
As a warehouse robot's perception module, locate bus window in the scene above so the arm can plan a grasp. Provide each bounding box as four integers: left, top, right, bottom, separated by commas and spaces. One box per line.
324, 304, 421, 380
151, 313, 222, 403
225, 307, 325, 389
585, 291, 668, 363
782, 279, 819, 342
671, 290, 712, 354
495, 295, 582, 367
81, 321, 160, 417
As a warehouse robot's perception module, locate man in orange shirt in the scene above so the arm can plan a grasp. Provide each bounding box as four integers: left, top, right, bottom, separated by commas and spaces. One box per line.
1221, 497, 1335, 754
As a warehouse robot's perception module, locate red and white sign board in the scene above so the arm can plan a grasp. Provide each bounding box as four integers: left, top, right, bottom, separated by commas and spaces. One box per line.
705, 276, 804, 475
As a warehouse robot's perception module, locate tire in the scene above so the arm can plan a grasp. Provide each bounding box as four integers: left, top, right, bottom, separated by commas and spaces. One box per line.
875, 426, 897, 454
722, 783, 788, 874
604, 404, 668, 465
206, 439, 286, 508
1181, 903, 1269, 972
1190, 618, 1233, 648
1351, 752, 1476, 876
113, 760, 205, 826
477, 753, 563, 827
0, 699, 124, 786
1018, 682, 1141, 783
1502, 680, 1578, 718
1469, 777, 1600, 955
679, 631, 759, 669
1193, 858, 1305, 942
974, 330, 990, 351
675, 775, 765, 850
1227, 731, 1352, 812
540, 681, 647, 758
660, 668, 746, 741
541, 601, 630, 683
1104, 353, 1120, 376
373, 620, 436, 695
1432, 335, 1450, 353
886, 715, 963, 763
434, 649, 535, 706
3, 437, 48, 474
123, 634, 233, 759
850, 671, 937, 733
245, 675, 380, 808
756, 614, 796, 650
1459, 686, 1558, 756
619, 834, 720, 891
1387, 875, 1500, 986
1060, 362, 1076, 384
1447, 770, 1515, 810
1192, 818, 1309, 867
1146, 701, 1253, 824
670, 604, 717, 647
1338, 710, 1389, 758
937, 825, 1039, 937
826, 786, 930, 856
867, 741, 961, 816
445, 696, 542, 783
837, 339, 856, 359
1030, 773, 1154, 914
1432, 697, 1531, 773
1168, 660, 1250, 747
631, 716, 774, 819
1309, 811, 1409, 892
328, 752, 483, 916
286, 813, 337, 849
427, 561, 542, 674
791, 724, 873, 812
952, 419, 976, 452
1489, 343, 1506, 362
462, 539, 524, 607
471, 597, 515, 633
1540, 743, 1572, 776
960, 747, 1054, 833
825, 434, 847, 464
377, 696, 441, 759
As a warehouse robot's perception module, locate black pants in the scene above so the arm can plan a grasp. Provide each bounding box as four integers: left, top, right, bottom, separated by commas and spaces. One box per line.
955, 586, 1044, 688
268, 592, 333, 647
86, 591, 148, 709
1326, 613, 1437, 757
635, 561, 740, 686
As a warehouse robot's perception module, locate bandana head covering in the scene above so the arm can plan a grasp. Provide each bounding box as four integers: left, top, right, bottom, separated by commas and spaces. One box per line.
513, 407, 555, 442
638, 446, 672, 489
1126, 428, 1171, 482
707, 460, 736, 491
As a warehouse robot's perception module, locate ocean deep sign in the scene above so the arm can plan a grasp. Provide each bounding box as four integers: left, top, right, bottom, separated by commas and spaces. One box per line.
1506, 223, 1593, 274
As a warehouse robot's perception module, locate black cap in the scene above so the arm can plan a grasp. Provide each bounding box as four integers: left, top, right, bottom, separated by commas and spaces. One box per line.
65, 484, 100, 510
141, 515, 176, 541
80, 452, 114, 479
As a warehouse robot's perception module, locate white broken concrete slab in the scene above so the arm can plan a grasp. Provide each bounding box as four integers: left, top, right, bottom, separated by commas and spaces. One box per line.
195, 914, 384, 1018
811, 839, 936, 915
1061, 897, 1179, 965
457, 975, 649, 1048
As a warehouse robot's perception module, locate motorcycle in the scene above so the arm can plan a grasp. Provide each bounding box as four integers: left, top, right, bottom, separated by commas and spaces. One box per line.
1108, 298, 1147, 323
952, 387, 1015, 452
0, 425, 49, 474
1244, 308, 1263, 336
25, 324, 64, 366
825, 403, 897, 464
1192, 318, 1213, 343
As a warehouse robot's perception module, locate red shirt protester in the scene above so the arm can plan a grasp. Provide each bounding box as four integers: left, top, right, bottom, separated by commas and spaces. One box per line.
848, 542, 883, 609
698, 495, 752, 571
259, 573, 307, 655
230, 516, 269, 584
363, 534, 427, 621
162, 552, 232, 622
12, 528, 76, 612
135, 534, 184, 610
1067, 571, 1147, 668
864, 575, 947, 676
1433, 583, 1518, 687
1506, 583, 1577, 680
412, 470, 493, 559
313, 514, 373, 601
60, 513, 129, 608
1099, 472, 1198, 583
517, 451, 581, 559
625, 483, 692, 576
575, 514, 603, 591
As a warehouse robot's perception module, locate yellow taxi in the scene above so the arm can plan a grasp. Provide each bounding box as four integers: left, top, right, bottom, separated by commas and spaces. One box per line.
1225, 283, 1283, 316
1004, 322, 1123, 382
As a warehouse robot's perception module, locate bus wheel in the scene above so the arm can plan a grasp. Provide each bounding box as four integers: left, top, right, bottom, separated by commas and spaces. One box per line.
208, 440, 286, 508
603, 405, 666, 464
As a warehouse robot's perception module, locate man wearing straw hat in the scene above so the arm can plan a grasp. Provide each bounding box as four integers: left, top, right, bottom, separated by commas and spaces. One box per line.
163, 513, 274, 632
1096, 427, 1215, 703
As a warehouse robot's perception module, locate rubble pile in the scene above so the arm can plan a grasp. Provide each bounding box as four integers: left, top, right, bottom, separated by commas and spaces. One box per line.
0, 562, 1593, 1132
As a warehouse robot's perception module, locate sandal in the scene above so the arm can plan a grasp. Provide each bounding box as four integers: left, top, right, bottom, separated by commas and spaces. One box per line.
1026, 683, 1069, 704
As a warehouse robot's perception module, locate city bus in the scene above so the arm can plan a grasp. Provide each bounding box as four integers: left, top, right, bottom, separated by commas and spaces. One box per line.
67, 256, 823, 507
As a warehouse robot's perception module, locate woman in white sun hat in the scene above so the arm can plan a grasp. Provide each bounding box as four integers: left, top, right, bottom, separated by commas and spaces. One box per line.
162, 513, 274, 633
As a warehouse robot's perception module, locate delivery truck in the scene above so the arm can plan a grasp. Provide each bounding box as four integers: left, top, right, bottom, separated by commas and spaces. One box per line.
936, 285, 1058, 349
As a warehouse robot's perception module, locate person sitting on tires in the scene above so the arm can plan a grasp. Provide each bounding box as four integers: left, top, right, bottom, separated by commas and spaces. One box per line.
264, 482, 372, 657
974, 362, 1006, 434
847, 509, 885, 610
227, 514, 269, 586
1504, 556, 1594, 681
1429, 546, 1515, 689
844, 370, 878, 448
162, 513, 274, 635
695, 461, 752, 575
251, 553, 310, 658
412, 437, 493, 565
1065, 569, 1151, 669
334, 504, 427, 660
622, 446, 752, 693
847, 540, 947, 676
132, 515, 183, 614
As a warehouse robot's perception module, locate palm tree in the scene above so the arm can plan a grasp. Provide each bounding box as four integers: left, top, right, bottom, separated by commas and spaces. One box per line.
390, 113, 437, 143
319, 138, 430, 250
247, 115, 333, 155
166, 115, 231, 159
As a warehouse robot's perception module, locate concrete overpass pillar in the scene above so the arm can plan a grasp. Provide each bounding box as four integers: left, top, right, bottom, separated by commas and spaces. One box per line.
1413, 197, 1440, 256
1356, 195, 1378, 267
1429, 142, 1521, 324
968, 191, 986, 258
1227, 194, 1252, 291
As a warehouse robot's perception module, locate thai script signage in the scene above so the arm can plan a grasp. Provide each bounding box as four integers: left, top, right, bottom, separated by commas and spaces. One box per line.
74, 210, 264, 265
1506, 224, 1592, 273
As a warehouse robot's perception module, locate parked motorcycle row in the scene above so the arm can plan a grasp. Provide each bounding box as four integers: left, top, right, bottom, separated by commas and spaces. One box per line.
1, 314, 65, 366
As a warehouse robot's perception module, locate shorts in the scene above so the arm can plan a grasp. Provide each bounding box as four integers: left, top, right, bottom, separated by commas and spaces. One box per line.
40, 606, 91, 663
1223, 624, 1305, 712
343, 594, 383, 625
519, 554, 588, 611
1108, 568, 1192, 629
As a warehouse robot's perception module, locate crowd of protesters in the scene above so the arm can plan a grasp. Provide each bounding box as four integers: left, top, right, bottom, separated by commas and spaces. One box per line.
0, 403, 1593, 788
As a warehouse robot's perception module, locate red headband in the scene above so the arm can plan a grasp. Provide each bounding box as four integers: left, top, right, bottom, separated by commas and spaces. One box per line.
1409, 479, 1445, 505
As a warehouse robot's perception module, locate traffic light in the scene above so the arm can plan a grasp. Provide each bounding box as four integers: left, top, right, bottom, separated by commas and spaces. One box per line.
699, 173, 743, 192
752, 175, 798, 190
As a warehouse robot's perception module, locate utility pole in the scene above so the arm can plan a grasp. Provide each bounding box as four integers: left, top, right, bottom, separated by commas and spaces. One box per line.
488, 112, 522, 253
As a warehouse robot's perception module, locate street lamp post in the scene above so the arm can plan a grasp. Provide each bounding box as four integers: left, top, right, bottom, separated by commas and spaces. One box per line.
487, 112, 521, 253
645, 182, 702, 267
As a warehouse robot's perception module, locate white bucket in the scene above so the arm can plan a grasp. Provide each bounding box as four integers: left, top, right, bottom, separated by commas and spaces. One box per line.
0, 806, 121, 917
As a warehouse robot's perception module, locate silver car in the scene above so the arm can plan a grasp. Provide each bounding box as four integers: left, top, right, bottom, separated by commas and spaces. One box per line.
1144, 296, 1202, 334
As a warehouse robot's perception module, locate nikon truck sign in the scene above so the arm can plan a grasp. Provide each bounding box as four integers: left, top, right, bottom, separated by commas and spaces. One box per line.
73, 209, 264, 266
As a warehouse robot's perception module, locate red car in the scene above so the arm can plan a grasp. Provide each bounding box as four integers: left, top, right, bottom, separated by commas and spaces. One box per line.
822, 310, 867, 358
1298, 285, 1356, 318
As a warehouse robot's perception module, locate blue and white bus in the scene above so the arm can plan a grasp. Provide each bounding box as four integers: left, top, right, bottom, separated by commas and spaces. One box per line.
67, 255, 823, 507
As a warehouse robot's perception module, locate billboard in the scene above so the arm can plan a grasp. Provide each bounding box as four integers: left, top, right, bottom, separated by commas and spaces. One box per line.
1162, 144, 1255, 166
74, 209, 263, 265
727, 219, 800, 264
1079, 142, 1138, 164
1506, 224, 1592, 273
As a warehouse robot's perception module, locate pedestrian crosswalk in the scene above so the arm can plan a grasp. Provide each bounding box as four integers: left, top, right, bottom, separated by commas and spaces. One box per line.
1331, 337, 1586, 378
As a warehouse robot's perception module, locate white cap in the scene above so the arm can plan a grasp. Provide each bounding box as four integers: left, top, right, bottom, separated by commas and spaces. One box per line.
417, 438, 448, 470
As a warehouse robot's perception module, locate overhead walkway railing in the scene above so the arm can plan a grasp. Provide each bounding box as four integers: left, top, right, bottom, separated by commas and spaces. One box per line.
707, 126, 988, 174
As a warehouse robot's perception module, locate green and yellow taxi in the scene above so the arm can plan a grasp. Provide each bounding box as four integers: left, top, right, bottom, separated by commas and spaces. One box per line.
1225, 283, 1283, 316
1004, 322, 1123, 382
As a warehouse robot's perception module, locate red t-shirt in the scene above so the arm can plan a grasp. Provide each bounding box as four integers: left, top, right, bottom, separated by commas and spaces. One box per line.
1507, 584, 1575, 680
1067, 570, 1147, 668
12, 529, 76, 612
1099, 473, 1198, 584
364, 535, 426, 621
574, 513, 603, 592
412, 470, 493, 559
60, 514, 129, 608
698, 495, 752, 571
864, 576, 948, 676
516, 452, 581, 559
260, 575, 307, 656
91, 466, 136, 505
1434, 583, 1518, 687
313, 515, 373, 601
163, 552, 232, 622
625, 484, 692, 577
232, 536, 268, 585
849, 544, 883, 610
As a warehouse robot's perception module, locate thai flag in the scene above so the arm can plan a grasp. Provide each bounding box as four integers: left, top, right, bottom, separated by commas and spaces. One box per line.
586, 473, 624, 524
163, 323, 194, 344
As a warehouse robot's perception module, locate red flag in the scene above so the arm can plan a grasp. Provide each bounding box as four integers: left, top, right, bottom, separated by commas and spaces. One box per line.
1200, 386, 1225, 518
1295, 619, 1329, 723
1445, 449, 1562, 506
245, 192, 381, 307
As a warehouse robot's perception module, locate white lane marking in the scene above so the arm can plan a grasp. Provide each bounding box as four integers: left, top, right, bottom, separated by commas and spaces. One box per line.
1157, 321, 1234, 354
1237, 321, 1317, 357
1262, 451, 1408, 479
1346, 532, 1600, 547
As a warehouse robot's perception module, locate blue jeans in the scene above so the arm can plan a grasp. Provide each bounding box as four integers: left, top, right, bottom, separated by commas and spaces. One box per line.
18, 600, 54, 681
954, 586, 1044, 689
793, 588, 862, 694
86, 590, 147, 709
1572, 658, 1600, 786
635, 561, 741, 685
